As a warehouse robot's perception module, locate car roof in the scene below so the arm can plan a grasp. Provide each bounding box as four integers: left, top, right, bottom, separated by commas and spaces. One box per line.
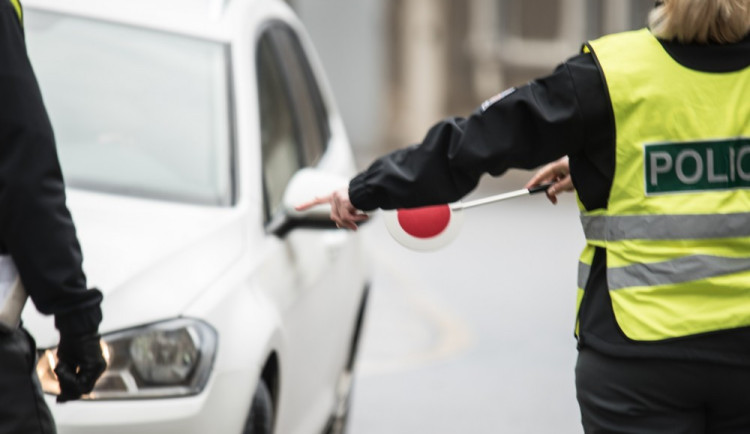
22, 0, 291, 41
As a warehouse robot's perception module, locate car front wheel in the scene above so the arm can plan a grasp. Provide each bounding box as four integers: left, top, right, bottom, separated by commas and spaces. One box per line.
243, 379, 274, 434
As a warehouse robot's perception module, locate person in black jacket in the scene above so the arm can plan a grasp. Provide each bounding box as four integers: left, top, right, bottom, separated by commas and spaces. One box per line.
0, 1, 106, 432
299, 0, 750, 432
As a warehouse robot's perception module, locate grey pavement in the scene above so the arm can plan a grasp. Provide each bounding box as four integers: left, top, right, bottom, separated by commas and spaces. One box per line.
348, 171, 585, 434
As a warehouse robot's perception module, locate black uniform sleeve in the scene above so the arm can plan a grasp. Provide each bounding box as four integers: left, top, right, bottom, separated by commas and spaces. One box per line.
349, 52, 612, 211
0, 5, 101, 336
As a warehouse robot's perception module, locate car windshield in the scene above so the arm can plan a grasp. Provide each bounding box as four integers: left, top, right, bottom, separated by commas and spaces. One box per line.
24, 10, 233, 206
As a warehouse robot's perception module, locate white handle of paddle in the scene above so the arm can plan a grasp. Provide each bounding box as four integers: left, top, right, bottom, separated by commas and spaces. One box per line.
454, 182, 553, 211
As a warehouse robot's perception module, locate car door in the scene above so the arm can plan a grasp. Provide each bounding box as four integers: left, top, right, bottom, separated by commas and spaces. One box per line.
255, 22, 364, 433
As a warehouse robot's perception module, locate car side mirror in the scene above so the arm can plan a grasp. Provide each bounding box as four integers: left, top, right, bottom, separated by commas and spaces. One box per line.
267, 168, 349, 237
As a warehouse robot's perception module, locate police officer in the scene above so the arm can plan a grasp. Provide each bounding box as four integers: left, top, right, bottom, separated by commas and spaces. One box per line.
298, 0, 750, 432
1, 1, 106, 432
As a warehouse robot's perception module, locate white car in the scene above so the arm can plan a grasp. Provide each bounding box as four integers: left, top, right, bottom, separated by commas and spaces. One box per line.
20, 0, 370, 433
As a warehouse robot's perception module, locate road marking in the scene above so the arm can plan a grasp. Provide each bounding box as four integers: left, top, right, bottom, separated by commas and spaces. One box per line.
356, 242, 474, 377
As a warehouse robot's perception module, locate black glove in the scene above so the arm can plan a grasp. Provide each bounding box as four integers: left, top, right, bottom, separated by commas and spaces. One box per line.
54, 333, 107, 403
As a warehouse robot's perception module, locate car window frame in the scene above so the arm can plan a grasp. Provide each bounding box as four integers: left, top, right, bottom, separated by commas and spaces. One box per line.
226, 45, 240, 207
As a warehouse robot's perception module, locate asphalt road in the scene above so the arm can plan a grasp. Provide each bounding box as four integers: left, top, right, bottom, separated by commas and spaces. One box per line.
348, 171, 585, 434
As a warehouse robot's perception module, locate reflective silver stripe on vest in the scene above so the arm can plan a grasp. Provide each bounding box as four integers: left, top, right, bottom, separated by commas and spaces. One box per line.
578, 261, 591, 290
581, 213, 750, 241
608, 254, 750, 290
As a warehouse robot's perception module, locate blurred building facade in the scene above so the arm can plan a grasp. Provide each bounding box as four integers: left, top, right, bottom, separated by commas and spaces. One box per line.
288, 0, 655, 160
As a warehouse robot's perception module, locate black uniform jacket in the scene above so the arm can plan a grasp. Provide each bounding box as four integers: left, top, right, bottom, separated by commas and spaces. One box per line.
349, 31, 750, 365
1, 3, 101, 336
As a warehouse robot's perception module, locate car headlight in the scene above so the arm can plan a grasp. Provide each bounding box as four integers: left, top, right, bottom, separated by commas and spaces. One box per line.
36, 318, 218, 400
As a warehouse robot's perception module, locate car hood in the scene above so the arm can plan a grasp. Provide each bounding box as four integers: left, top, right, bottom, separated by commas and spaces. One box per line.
22, 189, 245, 348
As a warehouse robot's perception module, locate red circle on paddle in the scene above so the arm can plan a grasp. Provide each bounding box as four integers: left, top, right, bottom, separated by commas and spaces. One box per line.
396, 204, 451, 239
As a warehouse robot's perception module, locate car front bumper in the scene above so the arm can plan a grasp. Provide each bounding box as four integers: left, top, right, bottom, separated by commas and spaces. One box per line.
50, 368, 254, 434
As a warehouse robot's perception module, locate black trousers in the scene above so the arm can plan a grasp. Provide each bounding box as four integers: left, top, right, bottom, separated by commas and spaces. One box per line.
0, 328, 56, 434
576, 348, 750, 434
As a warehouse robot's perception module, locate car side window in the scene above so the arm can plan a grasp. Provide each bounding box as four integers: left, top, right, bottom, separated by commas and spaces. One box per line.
257, 32, 303, 223
257, 23, 332, 225
270, 26, 330, 167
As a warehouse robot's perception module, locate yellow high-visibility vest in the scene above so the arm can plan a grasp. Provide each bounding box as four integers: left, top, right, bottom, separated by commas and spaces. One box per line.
576, 29, 750, 341
9, 0, 21, 23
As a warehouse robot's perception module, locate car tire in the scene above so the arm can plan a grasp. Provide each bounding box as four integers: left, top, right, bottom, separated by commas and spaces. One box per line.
243, 379, 274, 434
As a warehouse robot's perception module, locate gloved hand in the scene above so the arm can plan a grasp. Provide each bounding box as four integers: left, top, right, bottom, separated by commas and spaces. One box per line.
54, 333, 107, 403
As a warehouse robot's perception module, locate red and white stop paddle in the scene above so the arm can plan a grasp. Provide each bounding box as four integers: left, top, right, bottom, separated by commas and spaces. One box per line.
382, 183, 552, 251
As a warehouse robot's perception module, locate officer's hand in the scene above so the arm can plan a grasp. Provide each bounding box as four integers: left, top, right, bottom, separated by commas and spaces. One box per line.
295, 187, 369, 231
526, 156, 574, 204
55, 333, 107, 403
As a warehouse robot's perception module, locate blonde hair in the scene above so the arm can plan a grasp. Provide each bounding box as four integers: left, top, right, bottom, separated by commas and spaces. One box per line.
648, 0, 750, 43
